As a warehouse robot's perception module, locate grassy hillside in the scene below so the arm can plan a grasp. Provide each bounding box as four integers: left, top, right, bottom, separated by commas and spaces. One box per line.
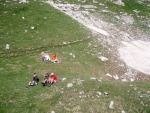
0, 0, 90, 51
0, 0, 150, 113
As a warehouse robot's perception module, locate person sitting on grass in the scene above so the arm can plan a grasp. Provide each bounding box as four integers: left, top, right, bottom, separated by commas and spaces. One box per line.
51, 54, 59, 63
41, 52, 50, 62
26, 73, 39, 88
47, 72, 58, 86
41, 73, 50, 87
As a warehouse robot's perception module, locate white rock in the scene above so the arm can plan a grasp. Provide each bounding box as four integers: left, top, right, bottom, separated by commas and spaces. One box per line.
72, 55, 75, 58
19, 0, 28, 3
98, 79, 102, 82
69, 53, 73, 56
97, 91, 102, 96
113, 75, 119, 80
121, 110, 126, 113
67, 83, 73, 88
59, 101, 62, 105
114, 0, 124, 6
69, 53, 75, 58
51, 111, 55, 113
99, 56, 108, 62
115, 16, 120, 19
79, 91, 84, 94
6, 44, 10, 49
90, 77, 96, 80
93, 0, 98, 3
109, 101, 114, 109
147, 91, 150, 93
122, 79, 128, 82
121, 15, 134, 24
62, 78, 66, 81
130, 78, 135, 82
106, 73, 112, 77
63, 42, 67, 44
104, 92, 108, 95
31, 26, 34, 29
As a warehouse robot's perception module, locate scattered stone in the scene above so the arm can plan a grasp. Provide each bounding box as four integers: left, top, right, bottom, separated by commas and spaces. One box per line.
72, 55, 75, 58
31, 26, 34, 29
93, 0, 98, 3
19, 0, 29, 3
133, 10, 140, 13
113, 0, 125, 6
98, 56, 108, 62
76, 79, 84, 85
130, 78, 135, 82
140, 95, 143, 98
115, 15, 120, 19
79, 91, 84, 94
147, 91, 150, 93
101, 10, 109, 12
113, 74, 119, 80
62, 78, 66, 81
121, 110, 126, 113
98, 79, 102, 82
97, 91, 102, 96
6, 44, 10, 49
67, 83, 73, 88
121, 14, 134, 24
134, 87, 137, 90
51, 111, 55, 113
69, 53, 75, 58
122, 78, 128, 82
63, 42, 67, 44
59, 101, 62, 105
106, 73, 112, 77
99, 3, 104, 6
104, 92, 108, 95
109, 101, 114, 109
90, 77, 96, 80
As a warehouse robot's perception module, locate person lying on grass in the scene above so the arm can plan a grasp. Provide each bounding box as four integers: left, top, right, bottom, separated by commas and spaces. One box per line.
26, 73, 39, 88
41, 73, 50, 86
41, 52, 51, 62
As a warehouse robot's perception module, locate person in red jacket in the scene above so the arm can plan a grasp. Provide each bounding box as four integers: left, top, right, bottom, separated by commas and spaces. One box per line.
48, 73, 58, 86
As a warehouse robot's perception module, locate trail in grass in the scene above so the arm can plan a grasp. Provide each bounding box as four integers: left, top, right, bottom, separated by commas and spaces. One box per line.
0, 37, 90, 58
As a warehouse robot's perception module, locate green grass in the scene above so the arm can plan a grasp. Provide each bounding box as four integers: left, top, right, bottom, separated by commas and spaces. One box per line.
0, 0, 150, 113
0, 0, 90, 51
